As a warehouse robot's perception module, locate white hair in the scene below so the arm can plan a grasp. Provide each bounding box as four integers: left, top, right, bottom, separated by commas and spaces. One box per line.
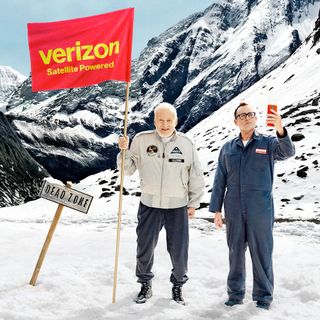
154, 102, 177, 120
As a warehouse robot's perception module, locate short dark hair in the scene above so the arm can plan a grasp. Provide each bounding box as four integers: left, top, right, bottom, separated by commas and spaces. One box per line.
234, 102, 248, 118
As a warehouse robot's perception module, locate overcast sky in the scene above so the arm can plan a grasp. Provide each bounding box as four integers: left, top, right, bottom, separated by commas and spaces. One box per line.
0, 0, 214, 76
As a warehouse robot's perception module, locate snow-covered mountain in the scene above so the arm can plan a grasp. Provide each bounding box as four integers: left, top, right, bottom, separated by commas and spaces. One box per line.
132, 0, 320, 131
6, 80, 126, 182
0, 65, 26, 112
5, 0, 320, 183
189, 15, 320, 221
0, 112, 48, 207
77, 7, 320, 222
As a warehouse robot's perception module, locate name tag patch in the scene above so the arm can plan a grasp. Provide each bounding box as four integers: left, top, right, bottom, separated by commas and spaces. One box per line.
256, 148, 267, 154
169, 158, 184, 163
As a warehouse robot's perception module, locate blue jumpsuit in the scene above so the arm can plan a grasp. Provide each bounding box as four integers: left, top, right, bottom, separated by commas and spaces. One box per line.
209, 130, 295, 303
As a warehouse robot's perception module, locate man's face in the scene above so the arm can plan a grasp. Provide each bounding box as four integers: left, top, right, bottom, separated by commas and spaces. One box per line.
234, 104, 257, 132
154, 108, 177, 138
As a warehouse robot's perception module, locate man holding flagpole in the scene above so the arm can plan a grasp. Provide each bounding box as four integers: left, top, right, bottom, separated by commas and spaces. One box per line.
118, 102, 205, 305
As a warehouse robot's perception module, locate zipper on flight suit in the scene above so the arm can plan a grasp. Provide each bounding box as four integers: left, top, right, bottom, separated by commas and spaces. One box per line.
159, 143, 167, 208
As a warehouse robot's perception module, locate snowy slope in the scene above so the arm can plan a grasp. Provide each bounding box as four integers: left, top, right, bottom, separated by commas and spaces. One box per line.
132, 0, 320, 131
188, 18, 320, 221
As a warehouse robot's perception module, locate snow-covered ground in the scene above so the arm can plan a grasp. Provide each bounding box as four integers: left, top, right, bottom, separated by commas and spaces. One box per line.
1, 187, 320, 320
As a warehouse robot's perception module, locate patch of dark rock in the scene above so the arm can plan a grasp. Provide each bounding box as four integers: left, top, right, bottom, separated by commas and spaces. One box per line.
295, 109, 318, 117
102, 188, 111, 191
281, 198, 291, 203
131, 192, 141, 197
284, 74, 295, 83
199, 202, 209, 209
291, 133, 305, 141
293, 195, 304, 200
207, 160, 214, 165
114, 185, 129, 195
292, 117, 312, 125
109, 181, 116, 186
100, 191, 115, 198
111, 175, 118, 180
277, 172, 285, 177
295, 154, 307, 161
99, 180, 108, 185
276, 218, 320, 224
297, 166, 308, 178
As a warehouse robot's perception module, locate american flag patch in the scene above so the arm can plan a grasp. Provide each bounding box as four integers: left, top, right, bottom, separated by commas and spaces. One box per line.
256, 148, 267, 154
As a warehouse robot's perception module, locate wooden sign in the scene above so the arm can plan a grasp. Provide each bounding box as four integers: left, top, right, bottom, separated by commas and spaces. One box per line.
39, 180, 93, 214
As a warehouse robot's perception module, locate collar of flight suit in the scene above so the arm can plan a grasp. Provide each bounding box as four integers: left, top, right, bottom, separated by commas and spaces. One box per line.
154, 129, 178, 142
235, 130, 261, 148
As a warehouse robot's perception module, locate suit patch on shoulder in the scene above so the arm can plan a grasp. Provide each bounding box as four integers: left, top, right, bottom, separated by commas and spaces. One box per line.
170, 147, 183, 155
256, 148, 268, 154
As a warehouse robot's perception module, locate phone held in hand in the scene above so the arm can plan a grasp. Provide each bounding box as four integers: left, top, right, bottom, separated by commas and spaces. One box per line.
267, 104, 277, 127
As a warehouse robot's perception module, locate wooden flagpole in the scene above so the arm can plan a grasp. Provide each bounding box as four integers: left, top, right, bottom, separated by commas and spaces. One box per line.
29, 182, 72, 286
112, 81, 130, 303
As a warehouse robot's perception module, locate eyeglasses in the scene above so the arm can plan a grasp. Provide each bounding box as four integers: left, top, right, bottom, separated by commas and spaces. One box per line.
235, 112, 256, 120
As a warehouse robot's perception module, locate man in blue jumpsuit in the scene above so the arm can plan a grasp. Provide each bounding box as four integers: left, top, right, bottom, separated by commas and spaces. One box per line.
209, 102, 295, 310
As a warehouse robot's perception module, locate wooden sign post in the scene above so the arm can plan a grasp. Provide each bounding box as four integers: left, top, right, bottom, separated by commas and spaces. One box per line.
29, 180, 93, 286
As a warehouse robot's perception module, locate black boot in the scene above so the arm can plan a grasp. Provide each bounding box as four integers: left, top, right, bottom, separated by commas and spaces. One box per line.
172, 284, 185, 305
135, 282, 152, 304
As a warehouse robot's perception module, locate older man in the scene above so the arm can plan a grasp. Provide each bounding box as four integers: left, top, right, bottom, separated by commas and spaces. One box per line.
209, 102, 295, 310
118, 102, 205, 305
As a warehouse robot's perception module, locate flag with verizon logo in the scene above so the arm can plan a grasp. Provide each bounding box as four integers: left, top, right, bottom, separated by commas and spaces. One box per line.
28, 8, 134, 92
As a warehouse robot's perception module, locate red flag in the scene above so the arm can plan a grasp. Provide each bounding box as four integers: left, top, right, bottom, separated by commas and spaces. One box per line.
28, 8, 134, 92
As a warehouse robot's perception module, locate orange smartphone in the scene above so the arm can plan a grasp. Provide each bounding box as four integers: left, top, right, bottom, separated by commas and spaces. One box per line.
267, 104, 277, 127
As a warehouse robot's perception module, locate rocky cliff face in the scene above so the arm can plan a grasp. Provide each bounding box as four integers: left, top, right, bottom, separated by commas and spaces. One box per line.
0, 112, 48, 207
0, 65, 26, 112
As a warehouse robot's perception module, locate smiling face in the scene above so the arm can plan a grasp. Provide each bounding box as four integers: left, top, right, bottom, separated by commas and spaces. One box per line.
154, 106, 177, 138
234, 104, 257, 134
